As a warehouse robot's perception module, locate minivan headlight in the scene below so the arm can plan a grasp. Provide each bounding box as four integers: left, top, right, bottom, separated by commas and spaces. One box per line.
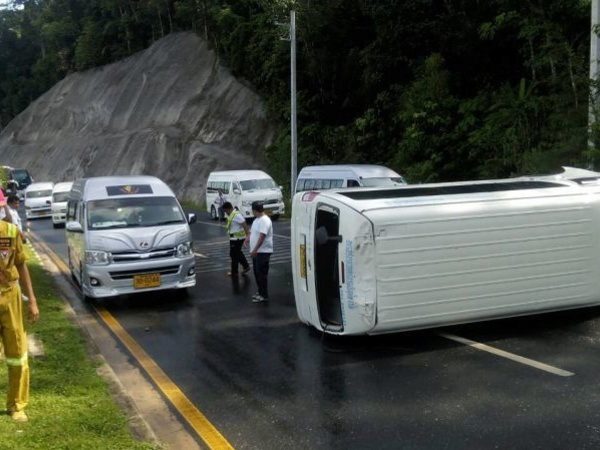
242, 200, 252, 207
85, 250, 111, 266
176, 242, 193, 257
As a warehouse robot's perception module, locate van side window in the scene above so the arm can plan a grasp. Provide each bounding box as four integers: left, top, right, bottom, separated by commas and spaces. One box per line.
296, 179, 306, 192
347, 179, 360, 187
305, 179, 316, 190
67, 201, 77, 222
332, 179, 344, 188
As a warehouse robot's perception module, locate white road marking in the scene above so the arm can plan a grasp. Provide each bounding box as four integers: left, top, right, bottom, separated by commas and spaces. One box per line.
439, 332, 575, 377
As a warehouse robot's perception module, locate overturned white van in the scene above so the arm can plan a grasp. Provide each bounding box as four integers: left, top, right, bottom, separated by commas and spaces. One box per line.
291, 167, 600, 335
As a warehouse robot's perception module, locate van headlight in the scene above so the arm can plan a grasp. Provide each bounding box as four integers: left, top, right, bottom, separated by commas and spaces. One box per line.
85, 250, 111, 266
176, 242, 193, 257
242, 201, 252, 207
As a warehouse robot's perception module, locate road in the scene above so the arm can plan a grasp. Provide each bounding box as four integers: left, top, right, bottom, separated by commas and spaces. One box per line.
26, 212, 600, 449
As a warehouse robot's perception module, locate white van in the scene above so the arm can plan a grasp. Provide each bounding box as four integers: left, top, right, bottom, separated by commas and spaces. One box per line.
292, 168, 600, 335
24, 182, 54, 219
294, 164, 406, 194
206, 170, 285, 220
66, 176, 197, 300
51, 182, 73, 228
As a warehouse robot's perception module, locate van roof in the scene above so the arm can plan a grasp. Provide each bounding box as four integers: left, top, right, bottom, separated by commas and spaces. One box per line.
209, 170, 272, 180
53, 182, 73, 193
298, 164, 401, 178
72, 176, 175, 201
25, 182, 54, 191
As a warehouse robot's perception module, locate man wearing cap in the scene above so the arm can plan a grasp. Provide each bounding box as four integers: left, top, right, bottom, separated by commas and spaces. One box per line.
223, 202, 251, 276
0, 190, 39, 422
246, 202, 273, 303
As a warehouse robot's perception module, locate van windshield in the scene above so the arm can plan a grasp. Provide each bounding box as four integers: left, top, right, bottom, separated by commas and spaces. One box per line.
87, 196, 186, 230
26, 190, 52, 198
52, 192, 70, 203
360, 177, 406, 187
240, 179, 277, 191
13, 169, 32, 186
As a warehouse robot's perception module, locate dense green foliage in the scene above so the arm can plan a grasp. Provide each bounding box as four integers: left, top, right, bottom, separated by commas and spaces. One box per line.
0, 0, 596, 184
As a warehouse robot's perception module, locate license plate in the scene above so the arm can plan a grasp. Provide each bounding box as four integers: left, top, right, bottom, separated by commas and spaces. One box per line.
299, 244, 307, 279
133, 273, 161, 289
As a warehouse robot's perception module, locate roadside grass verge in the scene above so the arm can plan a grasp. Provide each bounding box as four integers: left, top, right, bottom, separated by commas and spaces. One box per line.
0, 248, 159, 450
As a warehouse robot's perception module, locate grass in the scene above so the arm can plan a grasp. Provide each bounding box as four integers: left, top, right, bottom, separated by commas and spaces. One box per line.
180, 199, 205, 212
0, 248, 159, 450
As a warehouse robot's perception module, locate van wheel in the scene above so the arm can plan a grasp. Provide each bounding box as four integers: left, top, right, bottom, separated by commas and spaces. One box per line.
52, 223, 59, 229
175, 288, 189, 300
210, 206, 218, 220
271, 214, 280, 221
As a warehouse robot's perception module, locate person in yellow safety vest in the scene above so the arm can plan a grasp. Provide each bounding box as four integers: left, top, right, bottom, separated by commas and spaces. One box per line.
0, 190, 39, 422
223, 202, 251, 277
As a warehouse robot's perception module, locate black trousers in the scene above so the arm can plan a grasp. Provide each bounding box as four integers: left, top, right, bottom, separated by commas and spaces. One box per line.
230, 240, 249, 274
253, 253, 271, 298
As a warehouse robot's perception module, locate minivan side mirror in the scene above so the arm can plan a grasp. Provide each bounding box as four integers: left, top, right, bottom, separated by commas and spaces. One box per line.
66, 221, 83, 233
187, 213, 197, 225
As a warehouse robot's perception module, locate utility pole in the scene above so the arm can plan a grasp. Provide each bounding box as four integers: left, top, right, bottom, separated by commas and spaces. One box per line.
290, 10, 298, 196
590, 0, 600, 168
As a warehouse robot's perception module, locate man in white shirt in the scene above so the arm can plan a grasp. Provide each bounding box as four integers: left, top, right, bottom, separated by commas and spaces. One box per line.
246, 202, 273, 303
223, 202, 250, 276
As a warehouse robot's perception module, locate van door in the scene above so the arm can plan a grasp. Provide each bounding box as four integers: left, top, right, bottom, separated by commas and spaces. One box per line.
66, 201, 85, 284
314, 204, 343, 330
230, 181, 242, 210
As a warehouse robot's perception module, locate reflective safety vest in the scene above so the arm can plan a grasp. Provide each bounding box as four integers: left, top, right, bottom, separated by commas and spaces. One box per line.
226, 210, 246, 239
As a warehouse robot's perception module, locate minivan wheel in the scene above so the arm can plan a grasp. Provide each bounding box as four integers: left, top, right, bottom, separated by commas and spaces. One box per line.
210, 206, 218, 220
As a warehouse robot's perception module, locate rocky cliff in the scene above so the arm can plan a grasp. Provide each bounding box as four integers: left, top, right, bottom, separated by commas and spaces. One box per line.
0, 32, 275, 201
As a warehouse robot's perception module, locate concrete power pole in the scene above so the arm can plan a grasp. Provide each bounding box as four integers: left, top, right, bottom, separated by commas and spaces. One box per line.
290, 10, 298, 196
590, 0, 600, 168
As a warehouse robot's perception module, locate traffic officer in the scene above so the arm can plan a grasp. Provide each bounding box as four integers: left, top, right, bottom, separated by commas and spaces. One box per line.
223, 202, 251, 276
0, 191, 39, 422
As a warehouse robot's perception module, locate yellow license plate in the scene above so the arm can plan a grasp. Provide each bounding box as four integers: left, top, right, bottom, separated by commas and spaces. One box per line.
299, 244, 307, 279
133, 273, 161, 289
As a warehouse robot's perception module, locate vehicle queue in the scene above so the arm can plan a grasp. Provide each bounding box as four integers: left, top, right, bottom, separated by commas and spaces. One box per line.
8, 164, 600, 335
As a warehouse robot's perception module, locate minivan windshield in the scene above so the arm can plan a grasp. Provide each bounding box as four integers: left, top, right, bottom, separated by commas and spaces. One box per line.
87, 196, 186, 230
239, 178, 277, 191
360, 177, 406, 187
52, 192, 70, 203
26, 189, 52, 198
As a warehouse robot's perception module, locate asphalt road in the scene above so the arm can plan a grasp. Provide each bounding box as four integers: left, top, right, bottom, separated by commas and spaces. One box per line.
25, 212, 600, 449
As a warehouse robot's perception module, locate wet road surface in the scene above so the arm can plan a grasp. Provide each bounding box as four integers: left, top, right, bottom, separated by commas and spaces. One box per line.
25, 212, 600, 449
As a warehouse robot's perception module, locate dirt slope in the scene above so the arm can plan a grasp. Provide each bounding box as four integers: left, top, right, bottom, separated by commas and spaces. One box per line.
0, 32, 276, 201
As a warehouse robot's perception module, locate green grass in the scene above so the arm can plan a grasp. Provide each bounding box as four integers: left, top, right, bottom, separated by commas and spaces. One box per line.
0, 250, 159, 450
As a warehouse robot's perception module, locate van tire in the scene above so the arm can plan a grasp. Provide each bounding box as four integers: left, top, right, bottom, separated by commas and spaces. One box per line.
175, 288, 189, 299
52, 223, 59, 229
210, 206, 218, 220
271, 214, 280, 221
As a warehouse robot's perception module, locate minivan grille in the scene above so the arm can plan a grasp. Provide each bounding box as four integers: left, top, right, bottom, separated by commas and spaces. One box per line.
263, 199, 279, 205
109, 265, 180, 280
112, 247, 176, 262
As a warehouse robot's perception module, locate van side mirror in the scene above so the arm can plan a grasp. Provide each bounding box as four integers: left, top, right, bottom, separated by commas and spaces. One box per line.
46, 200, 51, 205
188, 213, 197, 225
315, 226, 343, 246
66, 221, 83, 233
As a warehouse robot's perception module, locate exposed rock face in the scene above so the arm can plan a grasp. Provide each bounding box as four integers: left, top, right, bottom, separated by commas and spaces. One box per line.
0, 32, 276, 201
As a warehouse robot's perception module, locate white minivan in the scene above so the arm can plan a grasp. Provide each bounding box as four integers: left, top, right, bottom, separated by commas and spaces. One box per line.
51, 182, 73, 228
294, 164, 406, 194
206, 170, 285, 220
66, 176, 197, 300
24, 182, 54, 219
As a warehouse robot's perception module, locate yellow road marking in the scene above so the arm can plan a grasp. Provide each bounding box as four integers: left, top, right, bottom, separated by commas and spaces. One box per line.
29, 232, 235, 450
